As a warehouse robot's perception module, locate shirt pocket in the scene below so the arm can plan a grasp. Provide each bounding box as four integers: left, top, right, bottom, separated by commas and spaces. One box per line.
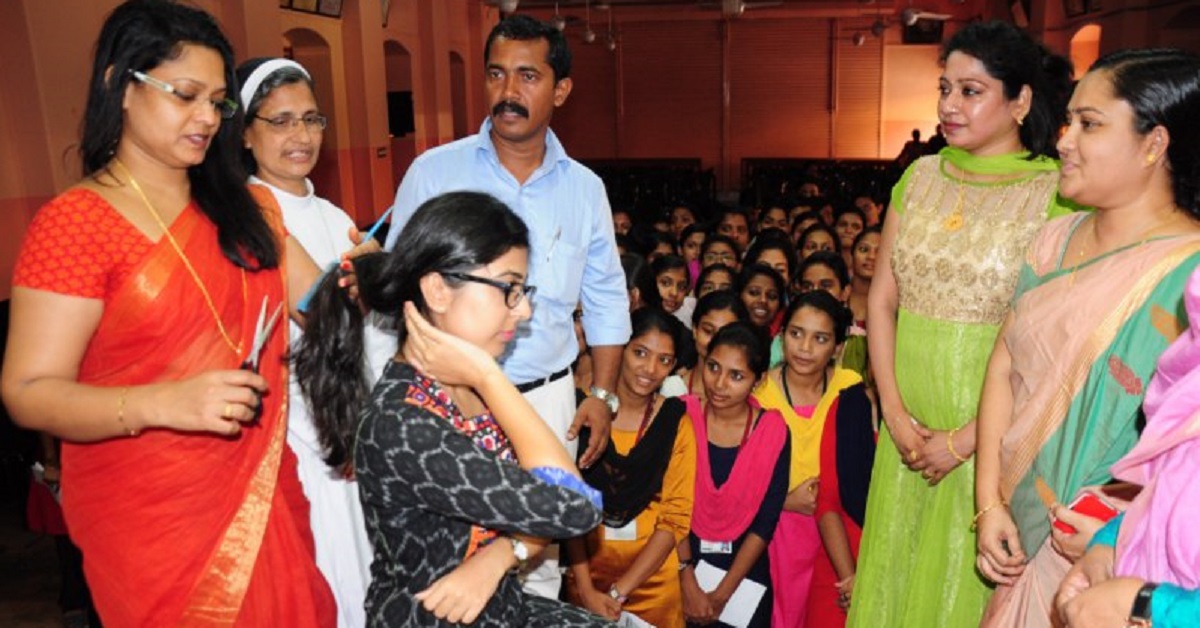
537, 238, 586, 305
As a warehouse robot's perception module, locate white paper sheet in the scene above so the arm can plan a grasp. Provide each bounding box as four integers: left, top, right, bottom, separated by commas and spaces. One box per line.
617, 611, 655, 627
693, 560, 767, 628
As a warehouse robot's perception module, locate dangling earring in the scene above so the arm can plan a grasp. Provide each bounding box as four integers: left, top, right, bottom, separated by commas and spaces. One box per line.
1016, 115, 1025, 127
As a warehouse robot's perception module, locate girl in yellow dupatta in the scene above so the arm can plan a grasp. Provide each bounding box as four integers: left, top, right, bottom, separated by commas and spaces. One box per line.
754, 291, 860, 627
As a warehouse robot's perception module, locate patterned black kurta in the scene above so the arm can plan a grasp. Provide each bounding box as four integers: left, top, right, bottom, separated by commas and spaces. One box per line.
356, 361, 612, 627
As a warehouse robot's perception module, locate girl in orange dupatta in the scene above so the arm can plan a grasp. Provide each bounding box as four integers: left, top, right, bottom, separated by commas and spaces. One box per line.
2, 2, 336, 625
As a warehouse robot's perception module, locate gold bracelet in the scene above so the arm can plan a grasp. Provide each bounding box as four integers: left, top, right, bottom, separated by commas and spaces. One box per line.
970, 499, 1007, 532
116, 387, 138, 437
946, 427, 968, 463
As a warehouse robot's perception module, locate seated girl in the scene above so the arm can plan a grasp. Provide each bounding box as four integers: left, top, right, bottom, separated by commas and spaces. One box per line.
566, 307, 697, 627
294, 191, 611, 627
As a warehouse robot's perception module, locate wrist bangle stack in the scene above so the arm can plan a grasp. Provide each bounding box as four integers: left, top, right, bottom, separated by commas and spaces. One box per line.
971, 499, 1007, 531
947, 427, 968, 463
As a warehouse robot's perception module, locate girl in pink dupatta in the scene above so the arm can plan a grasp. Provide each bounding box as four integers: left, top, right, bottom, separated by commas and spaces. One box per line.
1053, 48, 1200, 628
679, 322, 790, 628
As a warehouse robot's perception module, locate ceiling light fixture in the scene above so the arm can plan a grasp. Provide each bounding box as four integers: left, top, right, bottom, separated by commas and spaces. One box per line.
551, 1, 566, 30
583, 0, 596, 43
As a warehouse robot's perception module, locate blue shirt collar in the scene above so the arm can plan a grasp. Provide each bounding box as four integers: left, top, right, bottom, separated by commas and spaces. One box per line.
475, 118, 568, 175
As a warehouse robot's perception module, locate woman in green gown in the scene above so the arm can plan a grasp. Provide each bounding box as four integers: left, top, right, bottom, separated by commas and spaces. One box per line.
847, 22, 1075, 628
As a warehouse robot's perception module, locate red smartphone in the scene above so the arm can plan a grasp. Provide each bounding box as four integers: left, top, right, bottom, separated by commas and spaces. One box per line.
1053, 492, 1119, 535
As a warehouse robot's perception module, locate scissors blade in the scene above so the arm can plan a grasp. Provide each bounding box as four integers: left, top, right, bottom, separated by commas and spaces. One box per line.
248, 302, 285, 371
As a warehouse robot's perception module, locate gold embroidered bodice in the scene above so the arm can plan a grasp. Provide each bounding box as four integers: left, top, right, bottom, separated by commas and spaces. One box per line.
892, 156, 1060, 325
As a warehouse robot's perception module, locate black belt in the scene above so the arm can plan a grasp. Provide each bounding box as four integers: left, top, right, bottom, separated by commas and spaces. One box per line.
515, 366, 572, 393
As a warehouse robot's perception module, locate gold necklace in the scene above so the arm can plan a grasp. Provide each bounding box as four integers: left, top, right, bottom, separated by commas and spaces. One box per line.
111, 158, 246, 356
943, 176, 967, 232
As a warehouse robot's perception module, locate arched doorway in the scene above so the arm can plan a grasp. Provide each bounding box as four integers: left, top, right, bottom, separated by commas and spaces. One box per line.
449, 51, 469, 140
384, 39, 416, 190
1069, 24, 1101, 78
283, 27, 341, 206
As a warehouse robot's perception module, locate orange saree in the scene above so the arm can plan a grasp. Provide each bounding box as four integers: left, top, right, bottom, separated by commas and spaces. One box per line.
19, 187, 334, 626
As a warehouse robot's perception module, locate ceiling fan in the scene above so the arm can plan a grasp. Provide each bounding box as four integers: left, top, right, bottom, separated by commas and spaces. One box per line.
899, 7, 952, 24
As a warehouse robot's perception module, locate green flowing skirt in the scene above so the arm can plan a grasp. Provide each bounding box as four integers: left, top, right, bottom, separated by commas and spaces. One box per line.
847, 309, 995, 628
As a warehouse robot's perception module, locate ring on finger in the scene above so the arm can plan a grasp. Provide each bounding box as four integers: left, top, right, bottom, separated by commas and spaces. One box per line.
223, 403, 234, 418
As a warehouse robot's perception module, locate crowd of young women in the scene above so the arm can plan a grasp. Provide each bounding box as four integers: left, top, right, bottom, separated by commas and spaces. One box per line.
5, 2, 1200, 627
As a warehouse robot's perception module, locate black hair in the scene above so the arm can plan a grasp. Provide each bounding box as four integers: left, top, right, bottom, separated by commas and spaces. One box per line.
651, 253, 689, 282
716, 207, 750, 228
1089, 49, 1200, 216
706, 321, 770, 378
700, 234, 741, 261
621, 252, 662, 309
645, 231, 679, 256
485, 14, 571, 82
691, 288, 750, 328
790, 210, 823, 236
757, 205, 789, 224
942, 21, 1073, 159
670, 203, 698, 221
782, 289, 851, 346
743, 230, 799, 281
83, 0, 277, 269
851, 225, 883, 252
798, 222, 842, 255
694, 263, 737, 298
835, 207, 868, 229
235, 57, 317, 176
629, 306, 684, 364
294, 191, 530, 467
797, 251, 851, 292
614, 233, 635, 255
679, 222, 706, 245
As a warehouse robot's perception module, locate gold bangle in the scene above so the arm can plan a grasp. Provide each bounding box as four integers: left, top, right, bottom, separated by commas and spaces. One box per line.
116, 387, 138, 437
970, 499, 1006, 531
946, 427, 968, 463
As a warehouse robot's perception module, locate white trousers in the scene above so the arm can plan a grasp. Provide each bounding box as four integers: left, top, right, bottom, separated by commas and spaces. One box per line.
516, 372, 579, 599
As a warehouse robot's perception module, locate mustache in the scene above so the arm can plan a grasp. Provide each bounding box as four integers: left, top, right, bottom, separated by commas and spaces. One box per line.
492, 101, 529, 118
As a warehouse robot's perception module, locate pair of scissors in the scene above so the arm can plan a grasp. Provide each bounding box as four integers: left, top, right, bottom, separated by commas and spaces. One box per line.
240, 297, 284, 374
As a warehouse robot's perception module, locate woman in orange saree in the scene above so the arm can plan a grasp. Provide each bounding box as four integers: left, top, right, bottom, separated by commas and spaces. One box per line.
2, 2, 334, 625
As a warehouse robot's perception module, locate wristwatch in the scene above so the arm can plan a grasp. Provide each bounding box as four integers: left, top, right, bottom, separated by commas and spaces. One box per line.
608, 585, 628, 605
507, 536, 529, 572
1128, 582, 1158, 627
590, 386, 620, 414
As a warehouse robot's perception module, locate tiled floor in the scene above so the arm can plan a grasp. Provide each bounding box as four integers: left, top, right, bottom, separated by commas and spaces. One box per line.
0, 500, 61, 627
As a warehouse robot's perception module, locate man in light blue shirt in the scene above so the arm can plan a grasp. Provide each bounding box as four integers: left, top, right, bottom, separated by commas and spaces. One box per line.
384, 16, 630, 599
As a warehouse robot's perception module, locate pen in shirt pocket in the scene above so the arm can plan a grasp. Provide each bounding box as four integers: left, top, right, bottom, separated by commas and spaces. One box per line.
546, 226, 562, 262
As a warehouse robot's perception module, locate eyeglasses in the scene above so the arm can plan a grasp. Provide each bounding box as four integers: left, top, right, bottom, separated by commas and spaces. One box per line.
129, 70, 239, 120
253, 113, 329, 133
441, 272, 536, 309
